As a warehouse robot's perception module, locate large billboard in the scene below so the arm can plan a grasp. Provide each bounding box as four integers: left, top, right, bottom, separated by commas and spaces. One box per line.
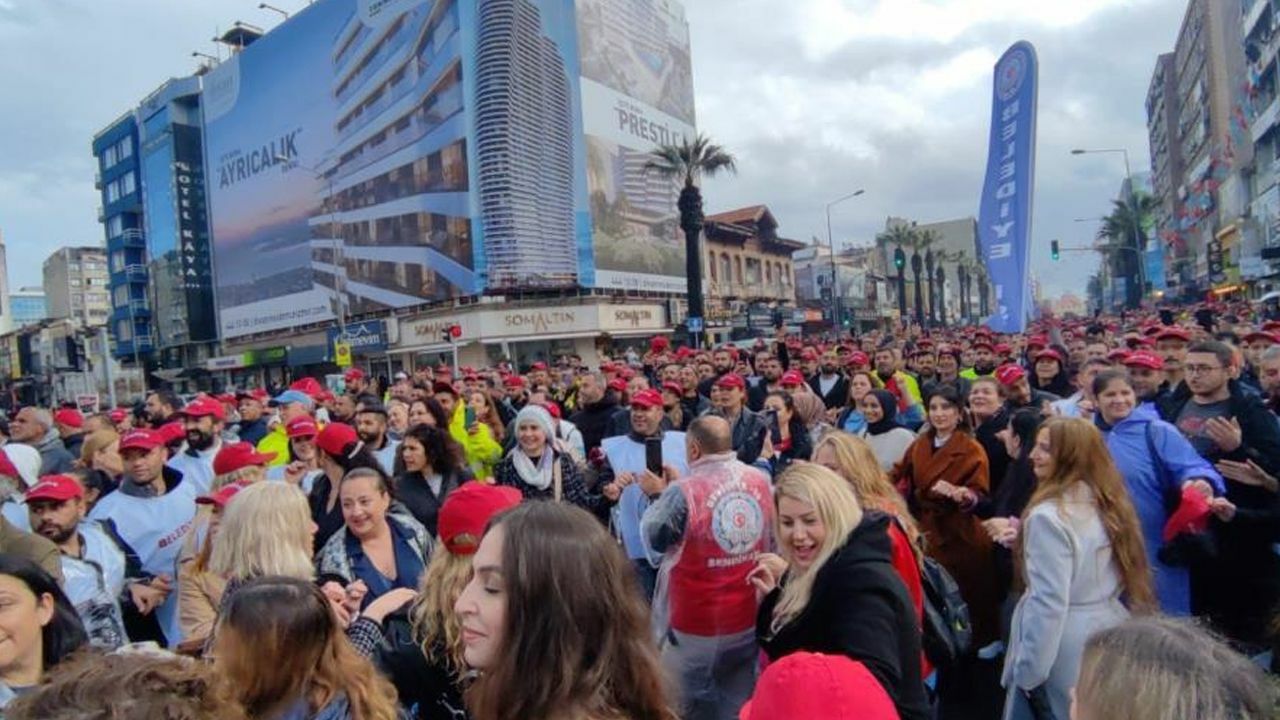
204, 0, 695, 340
576, 0, 695, 293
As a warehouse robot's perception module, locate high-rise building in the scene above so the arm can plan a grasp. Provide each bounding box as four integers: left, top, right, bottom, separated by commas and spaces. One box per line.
8, 287, 47, 329
1242, 0, 1280, 281
475, 0, 576, 289
43, 247, 110, 327
0, 231, 12, 335
92, 75, 218, 374
1145, 0, 1250, 296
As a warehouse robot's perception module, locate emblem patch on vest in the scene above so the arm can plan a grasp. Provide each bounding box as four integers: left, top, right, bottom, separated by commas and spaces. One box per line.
710, 490, 764, 556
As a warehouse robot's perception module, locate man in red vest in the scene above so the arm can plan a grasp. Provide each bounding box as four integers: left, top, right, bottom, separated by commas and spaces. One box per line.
641, 415, 775, 720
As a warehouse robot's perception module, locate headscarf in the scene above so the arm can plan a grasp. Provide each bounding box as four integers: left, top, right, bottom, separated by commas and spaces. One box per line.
864, 389, 901, 436
790, 391, 827, 429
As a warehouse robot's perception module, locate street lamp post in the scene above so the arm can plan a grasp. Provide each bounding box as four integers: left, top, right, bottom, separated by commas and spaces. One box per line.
936, 265, 946, 326
925, 249, 936, 326
1071, 148, 1147, 308
957, 264, 969, 323
825, 189, 865, 333
894, 248, 907, 319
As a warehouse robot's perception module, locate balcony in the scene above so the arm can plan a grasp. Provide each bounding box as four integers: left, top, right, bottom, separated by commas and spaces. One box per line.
94, 172, 102, 190
1246, 0, 1271, 42
97, 206, 104, 222
129, 299, 151, 317
1253, 92, 1280, 143
123, 264, 148, 282
120, 228, 145, 249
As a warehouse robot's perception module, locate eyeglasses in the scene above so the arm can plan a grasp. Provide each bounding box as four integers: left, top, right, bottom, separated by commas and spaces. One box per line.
1184, 364, 1223, 375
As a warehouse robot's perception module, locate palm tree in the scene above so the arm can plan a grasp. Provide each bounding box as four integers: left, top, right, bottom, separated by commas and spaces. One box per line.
1096, 193, 1158, 309
646, 134, 737, 348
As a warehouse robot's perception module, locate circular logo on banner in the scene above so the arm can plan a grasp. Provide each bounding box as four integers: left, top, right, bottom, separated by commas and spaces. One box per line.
997, 50, 1028, 102
711, 490, 765, 556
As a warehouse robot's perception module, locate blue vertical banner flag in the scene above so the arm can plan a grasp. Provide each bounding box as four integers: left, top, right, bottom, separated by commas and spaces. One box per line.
977, 41, 1039, 333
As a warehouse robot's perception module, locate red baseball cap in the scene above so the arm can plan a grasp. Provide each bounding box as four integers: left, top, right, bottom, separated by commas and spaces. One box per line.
157, 422, 187, 445
780, 370, 806, 386
1034, 348, 1064, 364
994, 363, 1026, 386
1123, 351, 1165, 371
1154, 326, 1192, 343
530, 361, 548, 371
650, 335, 670, 351
994, 342, 1012, 355
107, 408, 128, 424
236, 388, 269, 402
343, 368, 366, 382
542, 401, 562, 419
196, 482, 247, 509
1106, 348, 1132, 363
608, 378, 627, 392
286, 416, 319, 439
971, 339, 994, 351
212, 442, 277, 476
438, 482, 522, 555
629, 389, 664, 409
715, 373, 746, 390
24, 475, 83, 503
1027, 334, 1048, 349
215, 393, 238, 405
119, 429, 164, 453
739, 652, 897, 720
799, 348, 818, 361
432, 380, 458, 396
289, 377, 325, 398
661, 381, 683, 396
1243, 331, 1278, 345
503, 375, 526, 389
52, 409, 83, 429
1263, 320, 1280, 334
180, 397, 226, 422
847, 351, 870, 366
316, 422, 360, 457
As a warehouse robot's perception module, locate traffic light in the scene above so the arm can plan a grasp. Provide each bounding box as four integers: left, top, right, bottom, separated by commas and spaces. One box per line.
893, 247, 906, 271
1050, 239, 1060, 261
440, 324, 461, 343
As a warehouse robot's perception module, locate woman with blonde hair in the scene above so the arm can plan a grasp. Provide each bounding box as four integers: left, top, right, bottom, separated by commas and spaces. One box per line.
1001, 417, 1155, 720
209, 482, 316, 590
749, 464, 929, 720
213, 575, 400, 720
77, 429, 122, 508
367, 482, 522, 718
1072, 616, 1274, 720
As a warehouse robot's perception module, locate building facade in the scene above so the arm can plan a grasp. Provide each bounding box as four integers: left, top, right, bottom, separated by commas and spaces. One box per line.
1145, 0, 1251, 297
92, 113, 150, 355
42, 247, 110, 328
701, 205, 800, 342
1242, 0, 1280, 287
9, 287, 47, 329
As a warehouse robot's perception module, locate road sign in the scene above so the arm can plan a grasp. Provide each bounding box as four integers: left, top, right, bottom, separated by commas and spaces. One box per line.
334, 341, 352, 368
687, 316, 703, 333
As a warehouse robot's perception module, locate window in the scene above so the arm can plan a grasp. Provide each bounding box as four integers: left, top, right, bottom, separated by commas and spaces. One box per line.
720, 254, 731, 284
113, 286, 129, 307
106, 215, 123, 238
734, 256, 743, 285
121, 172, 136, 196
708, 251, 717, 281
116, 321, 133, 342
119, 136, 133, 160
70, 278, 82, 287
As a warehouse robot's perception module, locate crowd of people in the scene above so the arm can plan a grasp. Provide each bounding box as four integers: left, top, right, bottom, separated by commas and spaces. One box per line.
0, 302, 1278, 719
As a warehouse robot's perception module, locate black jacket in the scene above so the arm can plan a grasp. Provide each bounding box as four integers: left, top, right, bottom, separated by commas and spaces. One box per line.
1156, 379, 1280, 476
746, 380, 782, 413
757, 512, 930, 720
374, 610, 468, 720
808, 373, 850, 410
721, 408, 767, 466
973, 409, 1011, 497
568, 394, 619, 454
394, 468, 473, 537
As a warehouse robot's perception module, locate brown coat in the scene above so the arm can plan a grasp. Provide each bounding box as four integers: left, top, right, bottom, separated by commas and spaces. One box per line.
893, 430, 1000, 645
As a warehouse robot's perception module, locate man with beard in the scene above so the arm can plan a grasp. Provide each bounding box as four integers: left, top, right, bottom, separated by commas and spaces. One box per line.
355, 403, 400, 476
1154, 326, 1192, 391
89, 429, 195, 647
596, 389, 689, 598
1122, 351, 1169, 407
808, 351, 849, 410
696, 347, 737, 398
27, 474, 165, 650
144, 390, 183, 428
344, 367, 371, 397
329, 393, 358, 425
912, 347, 937, 387
924, 346, 971, 400
678, 364, 710, 418
746, 354, 784, 412
500, 375, 529, 426
872, 346, 924, 429
568, 371, 617, 454
166, 398, 225, 495
995, 363, 1057, 412
235, 390, 270, 446
961, 339, 999, 379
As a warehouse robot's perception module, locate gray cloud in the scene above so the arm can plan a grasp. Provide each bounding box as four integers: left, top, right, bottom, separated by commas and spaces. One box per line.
0, 0, 1185, 303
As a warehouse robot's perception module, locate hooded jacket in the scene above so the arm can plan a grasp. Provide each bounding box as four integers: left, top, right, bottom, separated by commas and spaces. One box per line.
29, 428, 76, 476
757, 512, 930, 720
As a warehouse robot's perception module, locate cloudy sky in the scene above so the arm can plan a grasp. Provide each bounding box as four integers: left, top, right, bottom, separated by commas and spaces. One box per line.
0, 0, 1185, 300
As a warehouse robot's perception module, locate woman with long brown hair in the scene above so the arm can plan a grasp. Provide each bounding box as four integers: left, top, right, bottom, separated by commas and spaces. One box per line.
455, 501, 675, 720
467, 391, 505, 445
213, 575, 400, 720
1001, 417, 1154, 720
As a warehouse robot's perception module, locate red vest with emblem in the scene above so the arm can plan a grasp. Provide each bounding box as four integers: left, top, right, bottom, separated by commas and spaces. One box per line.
669, 461, 774, 636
